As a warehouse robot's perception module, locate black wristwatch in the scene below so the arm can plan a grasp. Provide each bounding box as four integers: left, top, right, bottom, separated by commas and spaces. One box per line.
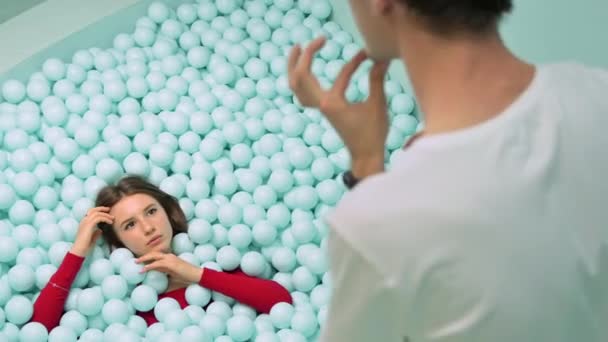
342, 170, 361, 190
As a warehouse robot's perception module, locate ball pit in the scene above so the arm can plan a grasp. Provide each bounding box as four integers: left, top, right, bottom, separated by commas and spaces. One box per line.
0, 0, 419, 340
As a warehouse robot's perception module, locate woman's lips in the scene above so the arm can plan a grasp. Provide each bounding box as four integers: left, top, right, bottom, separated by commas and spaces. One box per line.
147, 235, 162, 246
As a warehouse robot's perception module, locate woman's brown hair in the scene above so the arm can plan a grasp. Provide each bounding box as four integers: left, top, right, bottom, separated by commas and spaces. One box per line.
95, 175, 188, 250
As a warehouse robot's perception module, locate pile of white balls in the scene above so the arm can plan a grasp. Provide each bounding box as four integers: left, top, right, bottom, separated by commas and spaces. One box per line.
0, 0, 418, 341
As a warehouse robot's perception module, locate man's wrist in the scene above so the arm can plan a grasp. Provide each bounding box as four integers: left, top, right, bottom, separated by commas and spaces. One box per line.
351, 155, 385, 179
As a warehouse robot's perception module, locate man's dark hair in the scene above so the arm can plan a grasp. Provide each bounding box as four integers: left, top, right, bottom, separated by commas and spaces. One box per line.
399, 0, 513, 36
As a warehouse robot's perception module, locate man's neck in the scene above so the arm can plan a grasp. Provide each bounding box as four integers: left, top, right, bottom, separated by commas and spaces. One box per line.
398, 29, 536, 136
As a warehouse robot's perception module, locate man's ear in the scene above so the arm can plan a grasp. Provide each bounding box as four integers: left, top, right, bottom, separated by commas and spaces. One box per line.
373, 0, 395, 15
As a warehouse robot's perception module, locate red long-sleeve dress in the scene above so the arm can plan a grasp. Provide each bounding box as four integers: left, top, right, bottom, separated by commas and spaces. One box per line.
31, 252, 293, 331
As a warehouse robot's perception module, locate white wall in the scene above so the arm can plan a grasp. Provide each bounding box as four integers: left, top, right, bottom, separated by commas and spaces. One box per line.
0, 0, 189, 83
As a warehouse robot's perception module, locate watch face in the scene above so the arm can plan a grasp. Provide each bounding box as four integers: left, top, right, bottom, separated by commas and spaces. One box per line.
342, 171, 358, 189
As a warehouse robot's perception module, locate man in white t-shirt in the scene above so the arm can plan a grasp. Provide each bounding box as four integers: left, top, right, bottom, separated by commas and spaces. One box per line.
288, 0, 608, 341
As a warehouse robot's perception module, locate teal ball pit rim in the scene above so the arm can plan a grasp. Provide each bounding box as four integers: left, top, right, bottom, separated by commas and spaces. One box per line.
0, 0, 417, 109
0, 3, 418, 166
2, 0, 608, 117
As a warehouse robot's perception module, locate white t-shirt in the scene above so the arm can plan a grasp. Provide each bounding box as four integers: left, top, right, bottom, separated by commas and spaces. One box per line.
321, 62, 608, 342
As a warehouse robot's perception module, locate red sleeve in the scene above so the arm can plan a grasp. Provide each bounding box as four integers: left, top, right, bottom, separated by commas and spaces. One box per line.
199, 268, 293, 313
31, 252, 85, 331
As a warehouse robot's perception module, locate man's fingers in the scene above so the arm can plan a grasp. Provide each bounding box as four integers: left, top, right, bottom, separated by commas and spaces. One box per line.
369, 60, 390, 101
287, 44, 302, 75
296, 36, 327, 74
333, 50, 367, 96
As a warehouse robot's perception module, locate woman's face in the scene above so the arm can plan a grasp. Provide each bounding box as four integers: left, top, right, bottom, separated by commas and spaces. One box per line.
109, 193, 173, 256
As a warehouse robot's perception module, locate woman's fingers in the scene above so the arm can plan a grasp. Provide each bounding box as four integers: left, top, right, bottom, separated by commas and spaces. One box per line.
89, 212, 114, 219
86, 213, 114, 225
140, 260, 166, 273
86, 206, 110, 215
136, 252, 165, 264
94, 217, 113, 226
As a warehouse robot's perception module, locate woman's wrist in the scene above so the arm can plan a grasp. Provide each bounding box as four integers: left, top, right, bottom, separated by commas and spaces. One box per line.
69, 245, 88, 258
189, 266, 204, 284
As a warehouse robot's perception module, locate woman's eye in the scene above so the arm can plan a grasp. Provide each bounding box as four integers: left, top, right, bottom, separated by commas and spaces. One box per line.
125, 222, 135, 230
148, 208, 157, 215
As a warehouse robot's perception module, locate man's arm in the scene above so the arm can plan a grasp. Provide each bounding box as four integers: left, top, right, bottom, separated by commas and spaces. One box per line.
319, 228, 404, 342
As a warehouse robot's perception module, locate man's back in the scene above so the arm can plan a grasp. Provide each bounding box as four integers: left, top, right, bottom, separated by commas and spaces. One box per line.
324, 63, 608, 342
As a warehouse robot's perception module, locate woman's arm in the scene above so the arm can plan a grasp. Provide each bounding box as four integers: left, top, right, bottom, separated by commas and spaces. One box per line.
199, 268, 293, 313
135, 252, 293, 313
30, 251, 85, 331
31, 206, 111, 331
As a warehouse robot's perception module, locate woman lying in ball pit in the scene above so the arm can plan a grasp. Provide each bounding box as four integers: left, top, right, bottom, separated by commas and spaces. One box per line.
30, 175, 293, 331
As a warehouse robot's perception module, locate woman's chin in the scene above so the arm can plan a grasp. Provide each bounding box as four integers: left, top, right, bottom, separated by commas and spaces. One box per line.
157, 242, 171, 253
142, 240, 170, 255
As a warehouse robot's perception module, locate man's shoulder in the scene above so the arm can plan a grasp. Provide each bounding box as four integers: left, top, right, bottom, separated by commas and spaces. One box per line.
539, 62, 608, 92
540, 61, 607, 75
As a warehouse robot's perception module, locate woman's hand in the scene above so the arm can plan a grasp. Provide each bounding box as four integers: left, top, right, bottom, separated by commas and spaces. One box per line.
70, 207, 113, 257
288, 36, 390, 178
136, 252, 203, 285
